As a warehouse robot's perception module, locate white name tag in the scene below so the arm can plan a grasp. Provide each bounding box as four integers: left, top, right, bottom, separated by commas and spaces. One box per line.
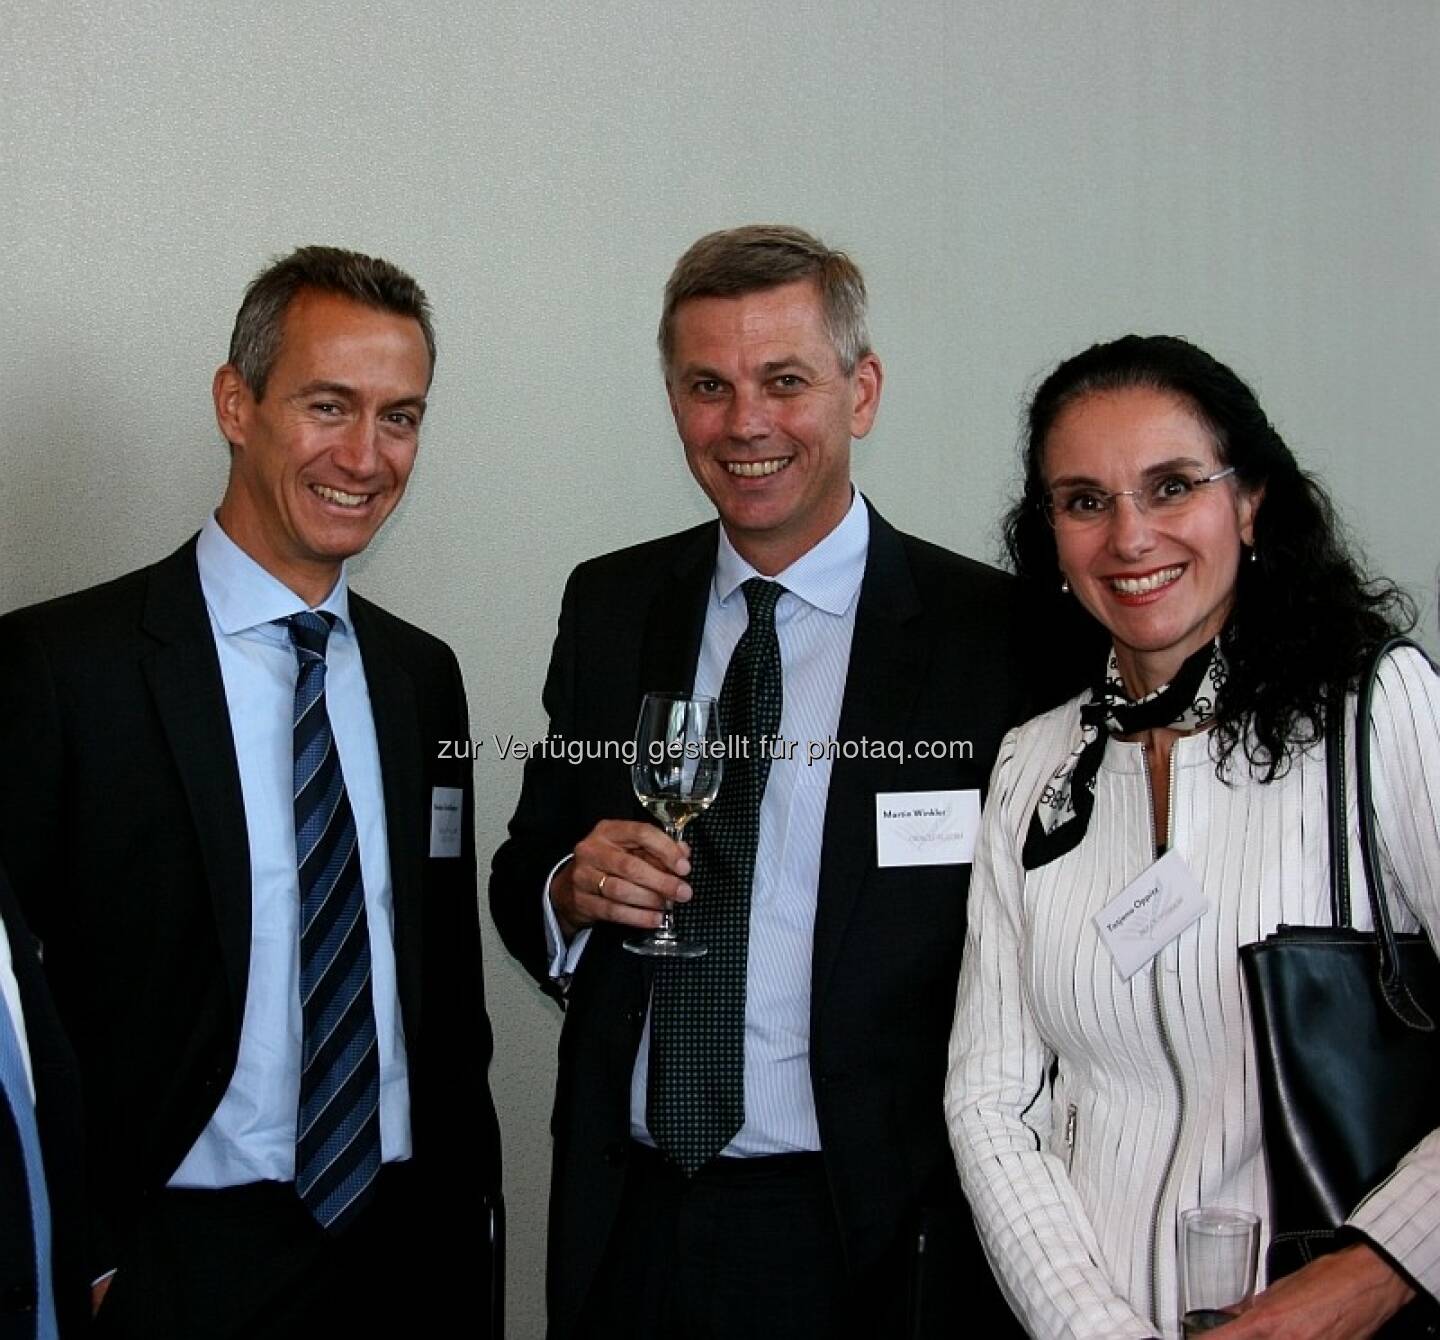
875, 789, 980, 868
1094, 849, 1208, 979
429, 786, 463, 858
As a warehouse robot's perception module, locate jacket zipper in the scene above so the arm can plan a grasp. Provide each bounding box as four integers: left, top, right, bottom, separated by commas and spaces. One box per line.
1064, 1102, 1078, 1172
1146, 742, 1184, 1331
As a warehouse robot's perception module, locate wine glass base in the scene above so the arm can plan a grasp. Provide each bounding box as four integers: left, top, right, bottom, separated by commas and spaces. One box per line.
623, 935, 708, 960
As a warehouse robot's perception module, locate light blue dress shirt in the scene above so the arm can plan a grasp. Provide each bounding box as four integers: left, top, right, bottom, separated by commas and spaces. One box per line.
0, 910, 33, 1100
1, 907, 57, 1338
169, 515, 411, 1187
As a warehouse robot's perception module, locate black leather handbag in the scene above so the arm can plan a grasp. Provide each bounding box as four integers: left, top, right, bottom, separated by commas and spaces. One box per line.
1240, 636, 1440, 1334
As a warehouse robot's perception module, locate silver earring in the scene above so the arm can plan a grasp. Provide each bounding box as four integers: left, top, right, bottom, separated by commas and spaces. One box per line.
1060, 577, 1071, 594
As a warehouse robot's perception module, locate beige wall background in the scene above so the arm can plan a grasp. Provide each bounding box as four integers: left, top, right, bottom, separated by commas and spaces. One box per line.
3, 2, 1437, 1333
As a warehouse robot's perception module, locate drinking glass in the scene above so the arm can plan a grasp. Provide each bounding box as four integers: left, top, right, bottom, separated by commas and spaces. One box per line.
1179, 1206, 1260, 1334
624, 692, 723, 959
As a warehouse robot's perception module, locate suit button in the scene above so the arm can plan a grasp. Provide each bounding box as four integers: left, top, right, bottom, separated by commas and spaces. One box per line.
602, 1141, 628, 1167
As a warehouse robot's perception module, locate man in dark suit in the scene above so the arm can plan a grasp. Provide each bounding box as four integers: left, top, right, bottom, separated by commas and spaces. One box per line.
0, 246, 501, 1338
490, 225, 1032, 1338
1, 859, 87, 1339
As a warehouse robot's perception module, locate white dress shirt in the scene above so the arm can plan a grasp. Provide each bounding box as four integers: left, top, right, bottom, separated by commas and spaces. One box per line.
546, 491, 869, 1155
169, 514, 411, 1187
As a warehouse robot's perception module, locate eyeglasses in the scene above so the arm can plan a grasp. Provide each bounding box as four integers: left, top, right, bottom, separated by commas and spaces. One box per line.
1043, 466, 1237, 529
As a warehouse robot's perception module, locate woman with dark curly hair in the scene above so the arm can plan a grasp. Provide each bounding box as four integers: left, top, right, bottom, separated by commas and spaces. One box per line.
944, 335, 1439, 1339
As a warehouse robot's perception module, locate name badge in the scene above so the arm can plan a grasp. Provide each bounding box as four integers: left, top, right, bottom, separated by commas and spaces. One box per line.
1094, 849, 1207, 979
429, 786, 463, 858
875, 789, 980, 868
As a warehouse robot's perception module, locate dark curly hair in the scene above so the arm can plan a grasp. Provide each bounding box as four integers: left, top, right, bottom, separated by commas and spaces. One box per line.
1003, 334, 1414, 781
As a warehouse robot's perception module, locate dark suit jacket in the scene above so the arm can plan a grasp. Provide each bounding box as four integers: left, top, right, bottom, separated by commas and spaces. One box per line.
0, 862, 88, 1338
0, 538, 501, 1293
490, 504, 1038, 1338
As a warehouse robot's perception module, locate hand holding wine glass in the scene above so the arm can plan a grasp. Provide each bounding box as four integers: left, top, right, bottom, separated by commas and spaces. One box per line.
625, 692, 723, 959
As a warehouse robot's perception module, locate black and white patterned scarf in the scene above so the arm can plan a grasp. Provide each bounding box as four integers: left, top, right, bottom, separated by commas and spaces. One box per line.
1021, 640, 1226, 870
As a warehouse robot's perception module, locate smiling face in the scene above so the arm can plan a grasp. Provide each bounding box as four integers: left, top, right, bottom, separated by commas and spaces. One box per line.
213, 288, 431, 604
1044, 386, 1262, 696
665, 279, 882, 575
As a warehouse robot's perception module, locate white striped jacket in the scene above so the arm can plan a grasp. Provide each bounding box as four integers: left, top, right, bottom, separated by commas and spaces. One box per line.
946, 647, 1440, 1339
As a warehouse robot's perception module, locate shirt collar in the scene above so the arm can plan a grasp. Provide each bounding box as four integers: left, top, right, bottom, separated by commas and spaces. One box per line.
712, 489, 869, 616
195, 513, 351, 637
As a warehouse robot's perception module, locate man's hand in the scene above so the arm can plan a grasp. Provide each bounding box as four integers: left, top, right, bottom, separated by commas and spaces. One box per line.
551, 820, 692, 939
1215, 1244, 1414, 1339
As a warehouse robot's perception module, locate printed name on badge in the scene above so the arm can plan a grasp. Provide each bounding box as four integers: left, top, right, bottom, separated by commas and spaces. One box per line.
875, 789, 980, 868
1094, 848, 1208, 979
430, 786, 463, 859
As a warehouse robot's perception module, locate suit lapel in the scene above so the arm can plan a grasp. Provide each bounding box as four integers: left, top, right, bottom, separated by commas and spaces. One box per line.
140, 539, 253, 1008
638, 524, 715, 697
348, 597, 425, 1042
811, 507, 928, 1008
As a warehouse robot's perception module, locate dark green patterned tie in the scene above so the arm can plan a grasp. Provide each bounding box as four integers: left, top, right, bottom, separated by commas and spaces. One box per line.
647, 578, 783, 1173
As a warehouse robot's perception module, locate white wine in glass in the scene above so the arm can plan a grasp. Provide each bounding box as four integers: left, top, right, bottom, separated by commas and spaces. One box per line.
624, 692, 723, 959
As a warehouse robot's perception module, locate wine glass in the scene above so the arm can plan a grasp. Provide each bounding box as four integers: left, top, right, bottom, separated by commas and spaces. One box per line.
1178, 1207, 1259, 1334
624, 692, 723, 959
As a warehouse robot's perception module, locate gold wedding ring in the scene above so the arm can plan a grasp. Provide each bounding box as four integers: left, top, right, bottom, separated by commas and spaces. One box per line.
597, 873, 609, 898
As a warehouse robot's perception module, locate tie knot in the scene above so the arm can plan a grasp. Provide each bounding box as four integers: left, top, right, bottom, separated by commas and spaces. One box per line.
284, 610, 336, 661
740, 578, 783, 627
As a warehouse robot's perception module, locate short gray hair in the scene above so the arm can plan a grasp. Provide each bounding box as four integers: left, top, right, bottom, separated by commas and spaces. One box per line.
227, 245, 435, 399
658, 224, 870, 375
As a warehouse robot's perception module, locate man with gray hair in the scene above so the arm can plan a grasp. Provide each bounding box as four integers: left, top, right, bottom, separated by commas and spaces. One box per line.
492, 224, 1033, 1337
0, 245, 501, 1337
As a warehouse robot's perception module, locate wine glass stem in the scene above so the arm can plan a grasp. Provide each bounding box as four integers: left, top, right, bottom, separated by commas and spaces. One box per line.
655, 821, 684, 939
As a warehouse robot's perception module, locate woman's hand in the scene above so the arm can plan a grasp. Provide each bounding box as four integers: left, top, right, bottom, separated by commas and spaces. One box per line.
1217, 1244, 1414, 1339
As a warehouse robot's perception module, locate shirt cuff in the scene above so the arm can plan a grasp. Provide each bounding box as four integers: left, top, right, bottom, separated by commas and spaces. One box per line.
542, 855, 591, 978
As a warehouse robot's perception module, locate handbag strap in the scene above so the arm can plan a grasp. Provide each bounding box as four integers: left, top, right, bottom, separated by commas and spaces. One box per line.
1325, 681, 1351, 927
1352, 634, 1435, 1032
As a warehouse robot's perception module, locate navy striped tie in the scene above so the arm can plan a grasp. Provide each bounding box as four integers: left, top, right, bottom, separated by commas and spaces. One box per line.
285, 612, 381, 1234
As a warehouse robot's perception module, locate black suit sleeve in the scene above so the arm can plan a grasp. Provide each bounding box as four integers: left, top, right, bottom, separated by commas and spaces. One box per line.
488, 568, 585, 994
0, 608, 112, 1293
0, 613, 67, 946
0, 862, 93, 1335
421, 643, 503, 1196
